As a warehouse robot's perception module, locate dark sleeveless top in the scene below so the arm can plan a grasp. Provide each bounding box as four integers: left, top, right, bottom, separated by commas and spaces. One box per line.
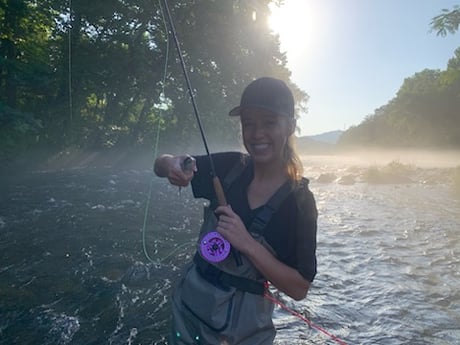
191, 151, 317, 282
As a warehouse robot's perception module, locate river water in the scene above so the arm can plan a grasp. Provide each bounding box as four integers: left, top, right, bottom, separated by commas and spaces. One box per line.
1, 153, 459, 345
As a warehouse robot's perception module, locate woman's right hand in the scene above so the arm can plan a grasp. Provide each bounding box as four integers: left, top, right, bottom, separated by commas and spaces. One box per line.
154, 154, 196, 187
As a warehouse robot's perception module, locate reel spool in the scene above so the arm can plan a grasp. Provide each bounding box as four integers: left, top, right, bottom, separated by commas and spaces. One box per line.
200, 231, 231, 263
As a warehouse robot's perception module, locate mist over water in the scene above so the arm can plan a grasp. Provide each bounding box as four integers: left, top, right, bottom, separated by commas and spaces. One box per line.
301, 148, 460, 169
1, 149, 459, 344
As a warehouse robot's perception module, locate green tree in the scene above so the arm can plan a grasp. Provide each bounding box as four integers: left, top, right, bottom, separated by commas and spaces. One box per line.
0, 0, 309, 158
0, 0, 55, 155
339, 66, 460, 148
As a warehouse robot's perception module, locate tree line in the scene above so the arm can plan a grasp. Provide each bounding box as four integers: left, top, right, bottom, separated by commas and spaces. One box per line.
1, 1, 459, 160
0, 0, 307, 158
339, 6, 460, 149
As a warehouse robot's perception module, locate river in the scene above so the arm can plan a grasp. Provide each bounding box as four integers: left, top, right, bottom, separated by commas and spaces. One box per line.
1, 152, 459, 344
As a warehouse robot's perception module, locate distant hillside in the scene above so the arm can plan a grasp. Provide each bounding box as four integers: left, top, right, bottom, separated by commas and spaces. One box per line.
307, 130, 343, 144
296, 130, 343, 154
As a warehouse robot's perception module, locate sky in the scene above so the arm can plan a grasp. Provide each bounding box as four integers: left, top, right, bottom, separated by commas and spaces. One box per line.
268, 0, 460, 136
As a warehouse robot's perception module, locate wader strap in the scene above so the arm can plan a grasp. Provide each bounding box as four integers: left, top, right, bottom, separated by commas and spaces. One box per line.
193, 254, 265, 295
223, 158, 293, 236
199, 157, 294, 290
249, 180, 293, 235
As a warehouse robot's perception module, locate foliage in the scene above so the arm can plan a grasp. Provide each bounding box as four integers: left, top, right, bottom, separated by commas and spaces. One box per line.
0, 102, 42, 158
339, 51, 460, 148
0, 0, 307, 157
431, 5, 460, 36
0, 0, 54, 154
3, 1, 459, 156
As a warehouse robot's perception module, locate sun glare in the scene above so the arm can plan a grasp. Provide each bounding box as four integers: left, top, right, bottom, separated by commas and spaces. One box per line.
268, 1, 319, 59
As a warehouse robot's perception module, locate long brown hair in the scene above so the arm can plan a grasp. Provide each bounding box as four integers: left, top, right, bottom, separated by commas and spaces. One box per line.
285, 135, 303, 182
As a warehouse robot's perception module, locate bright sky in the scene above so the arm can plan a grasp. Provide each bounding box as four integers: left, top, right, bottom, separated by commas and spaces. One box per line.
268, 0, 460, 136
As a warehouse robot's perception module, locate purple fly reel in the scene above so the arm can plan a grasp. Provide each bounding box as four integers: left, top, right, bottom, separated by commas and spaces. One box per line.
200, 231, 231, 263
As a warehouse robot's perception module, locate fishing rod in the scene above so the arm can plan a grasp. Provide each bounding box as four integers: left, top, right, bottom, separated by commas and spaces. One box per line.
160, 0, 239, 264
160, 0, 226, 207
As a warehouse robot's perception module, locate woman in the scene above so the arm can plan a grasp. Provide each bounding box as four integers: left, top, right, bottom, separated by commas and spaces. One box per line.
154, 77, 317, 344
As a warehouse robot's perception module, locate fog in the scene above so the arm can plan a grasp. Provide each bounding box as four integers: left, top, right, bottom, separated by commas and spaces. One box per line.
4, 147, 460, 176
300, 148, 460, 169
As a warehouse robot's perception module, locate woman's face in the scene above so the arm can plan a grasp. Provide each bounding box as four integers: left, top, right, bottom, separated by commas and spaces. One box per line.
240, 107, 294, 165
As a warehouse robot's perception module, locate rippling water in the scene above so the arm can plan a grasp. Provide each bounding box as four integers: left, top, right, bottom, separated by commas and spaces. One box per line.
1, 160, 459, 344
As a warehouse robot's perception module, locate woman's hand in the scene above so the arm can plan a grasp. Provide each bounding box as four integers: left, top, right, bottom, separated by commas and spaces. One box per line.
215, 204, 310, 301
154, 154, 196, 187
215, 205, 255, 254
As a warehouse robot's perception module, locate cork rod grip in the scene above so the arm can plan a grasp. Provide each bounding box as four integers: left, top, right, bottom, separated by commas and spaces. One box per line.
213, 175, 242, 266
212, 176, 227, 206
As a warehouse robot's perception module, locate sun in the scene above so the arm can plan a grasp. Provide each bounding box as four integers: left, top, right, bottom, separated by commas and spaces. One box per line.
268, 1, 319, 58
267, 3, 290, 35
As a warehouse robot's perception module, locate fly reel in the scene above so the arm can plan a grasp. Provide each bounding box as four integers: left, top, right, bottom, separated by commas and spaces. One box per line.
199, 231, 231, 263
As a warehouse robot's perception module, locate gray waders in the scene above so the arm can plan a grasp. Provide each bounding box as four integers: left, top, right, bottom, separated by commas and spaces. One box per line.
170, 207, 275, 345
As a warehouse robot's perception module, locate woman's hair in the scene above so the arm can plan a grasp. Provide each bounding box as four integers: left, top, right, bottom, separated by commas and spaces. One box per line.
285, 135, 304, 182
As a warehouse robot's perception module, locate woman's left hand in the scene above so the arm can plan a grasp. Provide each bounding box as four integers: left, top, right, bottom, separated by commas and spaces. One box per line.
216, 206, 310, 300
215, 205, 254, 254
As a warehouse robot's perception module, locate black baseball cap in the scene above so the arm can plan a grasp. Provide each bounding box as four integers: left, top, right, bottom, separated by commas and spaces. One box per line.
229, 77, 295, 118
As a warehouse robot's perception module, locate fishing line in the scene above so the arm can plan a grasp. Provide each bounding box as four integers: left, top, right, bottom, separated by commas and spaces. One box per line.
264, 290, 348, 345
160, 0, 212, 158
68, 0, 73, 141
141, 0, 196, 266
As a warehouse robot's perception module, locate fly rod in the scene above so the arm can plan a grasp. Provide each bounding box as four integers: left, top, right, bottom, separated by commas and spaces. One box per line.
160, 0, 226, 207
160, 0, 242, 265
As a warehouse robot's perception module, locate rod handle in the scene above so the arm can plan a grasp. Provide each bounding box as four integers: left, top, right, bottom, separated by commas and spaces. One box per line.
212, 176, 227, 206
212, 176, 242, 266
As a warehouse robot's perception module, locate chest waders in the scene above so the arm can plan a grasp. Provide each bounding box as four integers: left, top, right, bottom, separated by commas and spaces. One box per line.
170, 161, 293, 345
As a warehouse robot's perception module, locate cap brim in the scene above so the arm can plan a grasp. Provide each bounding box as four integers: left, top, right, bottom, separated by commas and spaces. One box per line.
229, 105, 289, 118
228, 106, 242, 116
